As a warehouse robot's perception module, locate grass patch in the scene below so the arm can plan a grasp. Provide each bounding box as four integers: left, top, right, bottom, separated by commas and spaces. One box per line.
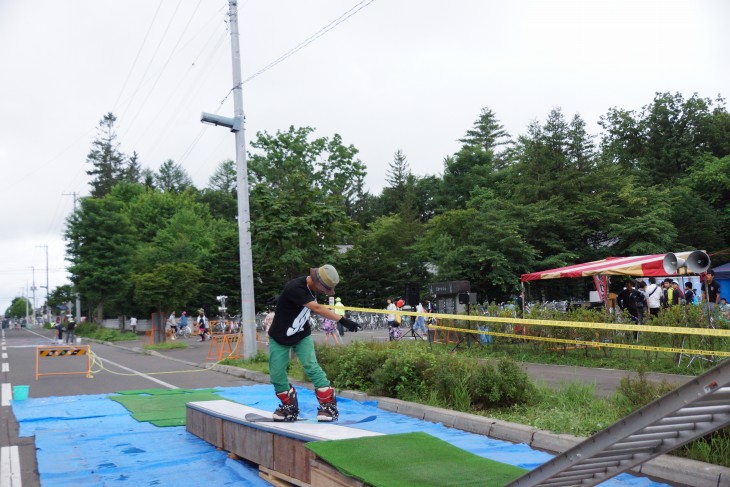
221, 350, 306, 380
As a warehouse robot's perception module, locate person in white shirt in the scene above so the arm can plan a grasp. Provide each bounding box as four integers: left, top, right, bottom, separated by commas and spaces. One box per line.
645, 277, 662, 317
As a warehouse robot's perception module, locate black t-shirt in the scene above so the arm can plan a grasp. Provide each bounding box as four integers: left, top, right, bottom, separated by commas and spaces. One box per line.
705, 280, 721, 303
268, 276, 316, 346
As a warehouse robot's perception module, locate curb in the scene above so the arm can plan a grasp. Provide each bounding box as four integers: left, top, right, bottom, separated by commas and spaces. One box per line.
96, 337, 728, 487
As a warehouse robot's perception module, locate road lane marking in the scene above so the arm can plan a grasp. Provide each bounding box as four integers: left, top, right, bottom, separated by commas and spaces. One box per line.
97, 356, 178, 389
0, 445, 22, 487
1, 353, 7, 359
1, 383, 12, 406
24, 327, 178, 389
1, 363, 8, 373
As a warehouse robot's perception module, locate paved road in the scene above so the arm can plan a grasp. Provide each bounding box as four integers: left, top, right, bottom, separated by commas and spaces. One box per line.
0, 327, 258, 487
1, 325, 694, 486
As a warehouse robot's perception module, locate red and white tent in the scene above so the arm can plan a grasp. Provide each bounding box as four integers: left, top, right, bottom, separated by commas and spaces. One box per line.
520, 252, 696, 282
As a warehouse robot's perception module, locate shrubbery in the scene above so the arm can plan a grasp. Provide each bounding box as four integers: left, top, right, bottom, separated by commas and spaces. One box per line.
317, 341, 535, 410
75, 322, 136, 342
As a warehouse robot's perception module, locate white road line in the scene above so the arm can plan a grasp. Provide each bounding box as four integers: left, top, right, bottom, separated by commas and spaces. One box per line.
1, 383, 12, 406
1, 353, 7, 359
97, 356, 178, 389
0, 445, 22, 487
1, 363, 8, 373
2, 345, 6, 351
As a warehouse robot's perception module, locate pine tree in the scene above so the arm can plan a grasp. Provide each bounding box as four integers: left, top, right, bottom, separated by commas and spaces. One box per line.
125, 151, 143, 183
458, 107, 511, 152
155, 160, 193, 193
385, 149, 410, 190
86, 112, 127, 197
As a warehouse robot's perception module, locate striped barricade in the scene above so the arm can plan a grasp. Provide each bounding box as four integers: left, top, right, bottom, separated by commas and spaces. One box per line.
35, 345, 92, 381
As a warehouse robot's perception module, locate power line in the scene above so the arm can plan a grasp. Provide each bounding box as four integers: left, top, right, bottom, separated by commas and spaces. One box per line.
120, 0, 205, 140
241, 0, 375, 86
116, 0, 185, 125
111, 0, 166, 114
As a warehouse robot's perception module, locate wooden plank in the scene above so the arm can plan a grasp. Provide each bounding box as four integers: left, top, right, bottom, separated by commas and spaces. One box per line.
273, 434, 316, 484
259, 465, 310, 487
310, 458, 365, 487
186, 407, 223, 447
223, 419, 274, 468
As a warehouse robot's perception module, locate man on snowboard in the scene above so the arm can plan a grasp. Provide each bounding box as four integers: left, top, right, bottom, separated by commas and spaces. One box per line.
267, 264, 361, 422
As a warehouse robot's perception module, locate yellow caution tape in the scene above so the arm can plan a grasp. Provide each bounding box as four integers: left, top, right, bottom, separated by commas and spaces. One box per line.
330, 305, 730, 337
427, 324, 730, 357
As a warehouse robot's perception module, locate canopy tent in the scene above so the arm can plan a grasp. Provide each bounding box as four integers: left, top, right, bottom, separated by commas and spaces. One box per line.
713, 262, 730, 280
521, 252, 697, 282
713, 263, 730, 301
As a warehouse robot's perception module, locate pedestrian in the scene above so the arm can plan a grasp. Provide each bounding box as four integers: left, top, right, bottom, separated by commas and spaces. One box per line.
130, 316, 137, 334
196, 309, 209, 341
386, 298, 400, 341
65, 314, 77, 345
267, 264, 361, 422
263, 307, 275, 343
683, 282, 696, 305
702, 270, 721, 312
322, 316, 343, 345
413, 300, 427, 336
645, 277, 662, 317
617, 280, 643, 325
54, 316, 63, 344
334, 296, 346, 337
167, 311, 177, 339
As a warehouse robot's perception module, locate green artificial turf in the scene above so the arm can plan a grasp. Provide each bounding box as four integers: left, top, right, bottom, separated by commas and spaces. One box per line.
111, 388, 222, 426
306, 432, 528, 487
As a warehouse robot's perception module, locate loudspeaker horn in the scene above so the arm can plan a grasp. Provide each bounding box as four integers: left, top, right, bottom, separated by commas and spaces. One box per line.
662, 253, 683, 274
686, 250, 711, 274
662, 251, 711, 275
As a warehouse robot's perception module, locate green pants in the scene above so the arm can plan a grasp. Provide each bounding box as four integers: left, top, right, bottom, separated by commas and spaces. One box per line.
269, 335, 330, 393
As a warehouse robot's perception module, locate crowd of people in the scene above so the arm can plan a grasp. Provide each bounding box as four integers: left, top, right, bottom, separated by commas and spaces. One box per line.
616, 270, 725, 325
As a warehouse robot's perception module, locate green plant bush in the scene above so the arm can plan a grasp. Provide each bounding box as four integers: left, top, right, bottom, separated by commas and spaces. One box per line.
615, 368, 676, 415
74, 322, 136, 342
370, 343, 436, 400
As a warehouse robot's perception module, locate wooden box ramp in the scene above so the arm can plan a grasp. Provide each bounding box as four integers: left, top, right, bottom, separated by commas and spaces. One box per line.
185, 400, 381, 485
507, 358, 730, 487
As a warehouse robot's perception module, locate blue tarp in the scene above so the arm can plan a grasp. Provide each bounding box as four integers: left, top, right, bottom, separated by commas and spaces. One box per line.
13, 384, 670, 486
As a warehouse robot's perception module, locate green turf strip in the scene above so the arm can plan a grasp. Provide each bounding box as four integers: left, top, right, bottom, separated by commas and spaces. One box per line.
114, 388, 218, 396
111, 388, 222, 427
306, 432, 528, 487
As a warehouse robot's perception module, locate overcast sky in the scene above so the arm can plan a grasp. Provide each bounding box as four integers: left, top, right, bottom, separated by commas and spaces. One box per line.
0, 0, 727, 315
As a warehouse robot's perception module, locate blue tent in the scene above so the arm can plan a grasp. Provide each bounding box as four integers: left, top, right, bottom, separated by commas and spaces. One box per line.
713, 262, 730, 300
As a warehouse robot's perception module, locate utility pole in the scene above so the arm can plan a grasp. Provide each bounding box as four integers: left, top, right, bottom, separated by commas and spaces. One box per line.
63, 191, 79, 211
38, 244, 49, 320
62, 192, 82, 321
200, 0, 256, 358
29, 266, 37, 323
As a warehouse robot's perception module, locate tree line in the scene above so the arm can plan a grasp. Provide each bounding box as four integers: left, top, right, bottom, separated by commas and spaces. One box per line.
55, 92, 729, 321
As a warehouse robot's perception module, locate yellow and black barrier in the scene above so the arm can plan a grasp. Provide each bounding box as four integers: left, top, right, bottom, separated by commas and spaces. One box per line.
35, 345, 92, 381
327, 305, 730, 356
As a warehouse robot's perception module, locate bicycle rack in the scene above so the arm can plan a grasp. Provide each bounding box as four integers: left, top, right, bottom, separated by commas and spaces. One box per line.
507, 358, 730, 487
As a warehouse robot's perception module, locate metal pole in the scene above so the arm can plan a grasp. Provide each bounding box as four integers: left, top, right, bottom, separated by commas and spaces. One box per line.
228, 0, 256, 358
